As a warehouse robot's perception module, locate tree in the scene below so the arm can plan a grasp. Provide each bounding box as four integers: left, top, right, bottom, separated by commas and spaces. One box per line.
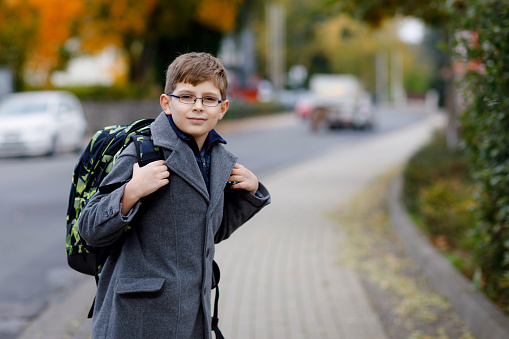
0, 1, 35, 90
326, 0, 459, 149
0, 0, 244, 90
76, 0, 244, 90
0, 0, 84, 89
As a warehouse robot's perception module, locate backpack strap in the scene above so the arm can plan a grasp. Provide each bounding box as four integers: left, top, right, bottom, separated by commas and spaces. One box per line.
132, 135, 164, 167
211, 260, 224, 339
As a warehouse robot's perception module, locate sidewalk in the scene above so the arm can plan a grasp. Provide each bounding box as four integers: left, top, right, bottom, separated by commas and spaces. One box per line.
20, 110, 444, 338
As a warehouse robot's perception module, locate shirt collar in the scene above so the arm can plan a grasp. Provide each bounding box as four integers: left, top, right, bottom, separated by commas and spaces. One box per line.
167, 114, 226, 155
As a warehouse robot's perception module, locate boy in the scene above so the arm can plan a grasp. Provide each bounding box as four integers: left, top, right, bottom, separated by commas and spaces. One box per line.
78, 52, 271, 338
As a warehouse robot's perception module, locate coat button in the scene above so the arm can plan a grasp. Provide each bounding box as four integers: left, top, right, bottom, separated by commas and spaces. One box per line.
206, 249, 210, 257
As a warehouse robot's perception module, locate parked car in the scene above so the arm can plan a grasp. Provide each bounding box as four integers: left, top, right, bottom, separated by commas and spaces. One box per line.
0, 91, 87, 157
301, 74, 375, 130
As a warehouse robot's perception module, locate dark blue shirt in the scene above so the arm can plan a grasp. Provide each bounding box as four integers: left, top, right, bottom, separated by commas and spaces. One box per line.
167, 114, 226, 193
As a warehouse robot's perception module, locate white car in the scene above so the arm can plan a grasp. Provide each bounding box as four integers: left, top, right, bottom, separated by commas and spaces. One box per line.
308, 74, 375, 130
0, 91, 87, 157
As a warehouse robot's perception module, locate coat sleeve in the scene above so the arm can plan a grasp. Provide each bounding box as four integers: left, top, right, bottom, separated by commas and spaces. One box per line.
78, 144, 141, 247
214, 181, 270, 244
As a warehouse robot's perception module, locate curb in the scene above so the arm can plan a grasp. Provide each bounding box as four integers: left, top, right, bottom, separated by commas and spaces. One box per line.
389, 175, 509, 339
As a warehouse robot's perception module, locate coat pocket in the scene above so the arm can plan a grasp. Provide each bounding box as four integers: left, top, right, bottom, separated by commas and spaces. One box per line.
115, 277, 165, 294
109, 278, 169, 337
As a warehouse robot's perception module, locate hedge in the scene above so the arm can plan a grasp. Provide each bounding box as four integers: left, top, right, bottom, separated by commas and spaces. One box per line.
455, 0, 509, 311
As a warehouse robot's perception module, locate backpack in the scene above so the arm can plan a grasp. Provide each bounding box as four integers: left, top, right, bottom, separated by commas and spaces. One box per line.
66, 118, 156, 276
65, 118, 224, 338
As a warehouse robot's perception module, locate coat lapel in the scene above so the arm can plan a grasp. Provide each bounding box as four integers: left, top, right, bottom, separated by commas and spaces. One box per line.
209, 144, 237, 210
150, 112, 209, 202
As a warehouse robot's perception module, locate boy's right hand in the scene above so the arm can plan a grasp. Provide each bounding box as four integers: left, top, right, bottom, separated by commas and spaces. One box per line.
121, 160, 169, 215
129, 160, 170, 198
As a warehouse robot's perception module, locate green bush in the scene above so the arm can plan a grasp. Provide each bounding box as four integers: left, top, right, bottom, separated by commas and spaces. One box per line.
419, 179, 476, 249
454, 0, 509, 311
403, 131, 476, 275
403, 131, 472, 213
405, 69, 433, 95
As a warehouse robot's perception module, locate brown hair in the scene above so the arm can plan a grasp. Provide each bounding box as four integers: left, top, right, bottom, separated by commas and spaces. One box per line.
164, 52, 228, 99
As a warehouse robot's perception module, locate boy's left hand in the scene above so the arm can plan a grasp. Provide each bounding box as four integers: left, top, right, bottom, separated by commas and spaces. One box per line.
229, 163, 259, 195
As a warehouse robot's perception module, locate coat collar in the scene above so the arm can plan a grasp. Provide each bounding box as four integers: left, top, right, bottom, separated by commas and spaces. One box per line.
150, 112, 237, 204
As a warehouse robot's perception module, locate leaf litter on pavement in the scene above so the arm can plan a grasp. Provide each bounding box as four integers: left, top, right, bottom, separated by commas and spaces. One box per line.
332, 169, 474, 339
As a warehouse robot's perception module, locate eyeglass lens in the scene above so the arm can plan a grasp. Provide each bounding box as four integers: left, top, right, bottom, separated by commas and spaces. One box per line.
179, 95, 219, 107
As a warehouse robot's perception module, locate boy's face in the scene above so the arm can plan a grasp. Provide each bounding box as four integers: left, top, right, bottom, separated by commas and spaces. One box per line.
160, 80, 228, 149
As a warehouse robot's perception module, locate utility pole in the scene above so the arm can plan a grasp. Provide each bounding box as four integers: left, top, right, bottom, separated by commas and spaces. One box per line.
391, 51, 405, 107
266, 3, 286, 98
375, 51, 388, 106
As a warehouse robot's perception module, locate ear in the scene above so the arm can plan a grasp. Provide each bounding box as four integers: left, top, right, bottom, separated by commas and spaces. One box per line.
219, 99, 229, 120
160, 94, 171, 115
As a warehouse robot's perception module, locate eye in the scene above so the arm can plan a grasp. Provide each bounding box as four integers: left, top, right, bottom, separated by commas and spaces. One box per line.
203, 97, 218, 103
180, 95, 194, 100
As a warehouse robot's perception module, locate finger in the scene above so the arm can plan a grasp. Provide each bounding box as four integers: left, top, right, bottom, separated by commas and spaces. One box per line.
229, 172, 244, 179
132, 163, 140, 175
230, 167, 246, 176
148, 161, 167, 172
146, 160, 165, 168
230, 182, 247, 190
232, 163, 245, 171
158, 170, 170, 180
229, 175, 243, 182
155, 163, 169, 172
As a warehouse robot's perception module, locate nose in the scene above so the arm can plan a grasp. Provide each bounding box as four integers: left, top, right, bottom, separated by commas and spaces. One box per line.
193, 98, 204, 111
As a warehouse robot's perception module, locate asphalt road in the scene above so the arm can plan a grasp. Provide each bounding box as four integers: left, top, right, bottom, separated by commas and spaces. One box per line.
0, 106, 430, 338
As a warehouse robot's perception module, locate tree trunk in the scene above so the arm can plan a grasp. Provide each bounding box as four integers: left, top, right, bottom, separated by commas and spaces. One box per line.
445, 30, 458, 150
128, 39, 157, 89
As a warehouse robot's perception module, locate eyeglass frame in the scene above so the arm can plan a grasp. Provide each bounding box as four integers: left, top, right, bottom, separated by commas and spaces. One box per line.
167, 93, 223, 107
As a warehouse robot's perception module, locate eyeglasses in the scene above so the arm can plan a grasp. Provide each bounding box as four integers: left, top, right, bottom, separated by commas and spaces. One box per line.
168, 94, 222, 107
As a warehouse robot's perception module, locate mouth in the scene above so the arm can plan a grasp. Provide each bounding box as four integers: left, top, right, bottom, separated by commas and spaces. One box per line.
188, 117, 206, 123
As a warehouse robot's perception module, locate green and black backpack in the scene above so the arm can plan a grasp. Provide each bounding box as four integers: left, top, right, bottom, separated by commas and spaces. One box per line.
65, 118, 224, 338
65, 118, 160, 277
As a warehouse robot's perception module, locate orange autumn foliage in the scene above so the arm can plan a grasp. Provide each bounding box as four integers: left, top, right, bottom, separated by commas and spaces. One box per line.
0, 0, 244, 86
78, 0, 158, 54
195, 0, 243, 33
28, 0, 84, 56
25, 0, 84, 78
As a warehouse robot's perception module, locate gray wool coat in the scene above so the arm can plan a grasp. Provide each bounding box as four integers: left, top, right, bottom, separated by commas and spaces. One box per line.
78, 112, 271, 338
